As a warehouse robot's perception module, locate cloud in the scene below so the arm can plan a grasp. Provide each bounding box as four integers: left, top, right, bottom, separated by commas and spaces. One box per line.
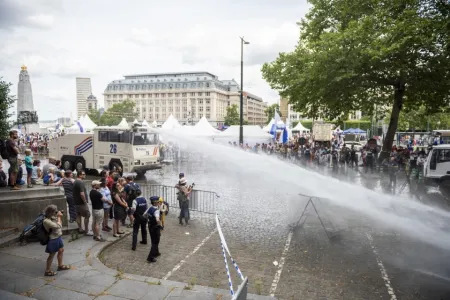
0, 0, 61, 30
27, 14, 55, 28
0, 0, 309, 120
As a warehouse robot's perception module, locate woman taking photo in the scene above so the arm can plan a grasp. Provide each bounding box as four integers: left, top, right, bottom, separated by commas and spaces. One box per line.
111, 180, 128, 237
43, 204, 70, 276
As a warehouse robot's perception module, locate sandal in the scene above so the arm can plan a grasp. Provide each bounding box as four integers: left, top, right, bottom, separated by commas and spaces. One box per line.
57, 265, 71, 271
117, 231, 125, 234
45, 270, 57, 276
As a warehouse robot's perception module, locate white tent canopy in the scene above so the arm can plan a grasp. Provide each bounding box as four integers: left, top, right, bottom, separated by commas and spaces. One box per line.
192, 116, 220, 136
162, 114, 181, 130
117, 118, 129, 128
81, 114, 97, 130
292, 121, 310, 132
151, 120, 158, 127
214, 125, 273, 144
262, 118, 285, 132
66, 123, 81, 133
141, 119, 149, 127
133, 118, 139, 124
78, 115, 85, 123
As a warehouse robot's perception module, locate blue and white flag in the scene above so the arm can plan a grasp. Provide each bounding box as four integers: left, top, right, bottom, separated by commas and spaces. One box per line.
77, 121, 84, 133
269, 123, 277, 138
282, 127, 288, 144
274, 110, 281, 125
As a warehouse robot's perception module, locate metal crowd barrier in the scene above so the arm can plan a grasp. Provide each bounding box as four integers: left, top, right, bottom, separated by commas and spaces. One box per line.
141, 184, 218, 214
85, 183, 218, 215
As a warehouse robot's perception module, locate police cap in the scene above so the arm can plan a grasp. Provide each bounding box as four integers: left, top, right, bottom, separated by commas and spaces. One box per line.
150, 196, 160, 203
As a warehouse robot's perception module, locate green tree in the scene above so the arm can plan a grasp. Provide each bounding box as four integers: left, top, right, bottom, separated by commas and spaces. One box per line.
385, 106, 450, 131
262, 0, 450, 161
224, 104, 240, 126
87, 108, 102, 126
0, 78, 16, 139
264, 103, 281, 124
99, 100, 137, 126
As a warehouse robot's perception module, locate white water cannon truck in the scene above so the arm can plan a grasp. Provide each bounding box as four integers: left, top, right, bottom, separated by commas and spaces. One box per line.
49, 126, 162, 177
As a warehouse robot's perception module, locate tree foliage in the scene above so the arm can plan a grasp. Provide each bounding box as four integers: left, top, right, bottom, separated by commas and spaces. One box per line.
384, 106, 450, 131
262, 0, 450, 159
87, 108, 102, 126
0, 78, 16, 139
224, 104, 240, 126
263, 103, 281, 124
91, 100, 137, 126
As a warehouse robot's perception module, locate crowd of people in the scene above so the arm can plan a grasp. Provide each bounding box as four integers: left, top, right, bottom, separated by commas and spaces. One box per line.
227, 134, 430, 195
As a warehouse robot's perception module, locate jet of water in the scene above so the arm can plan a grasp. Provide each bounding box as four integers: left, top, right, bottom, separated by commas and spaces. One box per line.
157, 129, 450, 251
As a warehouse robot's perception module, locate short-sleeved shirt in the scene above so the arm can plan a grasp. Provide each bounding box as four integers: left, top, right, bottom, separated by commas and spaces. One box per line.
6, 139, 18, 158
25, 156, 33, 169
73, 179, 88, 205
32, 166, 40, 179
89, 189, 104, 210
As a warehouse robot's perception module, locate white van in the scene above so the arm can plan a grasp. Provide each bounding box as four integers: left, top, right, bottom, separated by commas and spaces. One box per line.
424, 145, 450, 181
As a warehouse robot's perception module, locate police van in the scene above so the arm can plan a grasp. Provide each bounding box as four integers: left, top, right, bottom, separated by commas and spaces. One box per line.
424, 144, 450, 181
48, 126, 161, 176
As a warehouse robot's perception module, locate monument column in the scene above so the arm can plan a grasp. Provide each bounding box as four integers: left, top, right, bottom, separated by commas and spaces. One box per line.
17, 65, 40, 134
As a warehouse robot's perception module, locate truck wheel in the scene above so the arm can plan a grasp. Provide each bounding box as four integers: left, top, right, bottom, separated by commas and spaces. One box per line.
75, 159, 85, 174
62, 159, 73, 171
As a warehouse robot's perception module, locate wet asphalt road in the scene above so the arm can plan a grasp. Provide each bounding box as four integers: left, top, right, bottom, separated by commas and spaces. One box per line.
4, 154, 450, 299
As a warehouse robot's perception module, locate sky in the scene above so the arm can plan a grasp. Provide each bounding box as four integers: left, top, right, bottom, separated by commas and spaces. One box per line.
0, 0, 309, 121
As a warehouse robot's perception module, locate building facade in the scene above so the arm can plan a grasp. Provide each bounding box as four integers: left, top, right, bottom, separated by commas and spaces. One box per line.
103, 72, 267, 126
284, 98, 362, 124
76, 77, 92, 119
57, 117, 72, 127
86, 94, 98, 112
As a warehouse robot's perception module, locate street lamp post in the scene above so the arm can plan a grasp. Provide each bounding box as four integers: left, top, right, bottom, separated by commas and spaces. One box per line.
239, 37, 250, 145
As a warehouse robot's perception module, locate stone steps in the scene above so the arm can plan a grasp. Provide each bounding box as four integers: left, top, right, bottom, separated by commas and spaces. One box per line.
0, 228, 20, 248
0, 228, 18, 239
0, 289, 37, 300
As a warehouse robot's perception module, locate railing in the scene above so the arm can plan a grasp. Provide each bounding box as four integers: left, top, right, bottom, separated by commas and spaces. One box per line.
85, 183, 218, 215
140, 184, 218, 214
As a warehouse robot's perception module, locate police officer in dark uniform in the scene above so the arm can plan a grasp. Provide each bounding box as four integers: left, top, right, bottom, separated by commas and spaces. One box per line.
146, 196, 162, 263
131, 190, 147, 251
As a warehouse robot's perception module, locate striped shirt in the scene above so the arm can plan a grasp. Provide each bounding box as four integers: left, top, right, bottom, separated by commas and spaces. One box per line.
61, 178, 74, 200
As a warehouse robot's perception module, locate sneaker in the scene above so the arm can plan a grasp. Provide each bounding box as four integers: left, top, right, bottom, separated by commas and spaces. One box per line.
27, 185, 33, 188
85, 232, 94, 236
10, 186, 20, 190
146, 258, 157, 263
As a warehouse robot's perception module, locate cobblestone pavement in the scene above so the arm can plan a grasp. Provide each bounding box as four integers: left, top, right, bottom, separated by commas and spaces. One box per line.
0, 225, 273, 300
106, 159, 450, 300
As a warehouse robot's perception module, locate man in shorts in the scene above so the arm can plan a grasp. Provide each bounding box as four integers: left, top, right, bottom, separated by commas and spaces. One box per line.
89, 180, 110, 241
72, 171, 92, 235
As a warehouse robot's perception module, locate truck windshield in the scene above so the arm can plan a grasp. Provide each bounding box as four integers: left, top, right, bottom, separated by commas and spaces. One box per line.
133, 133, 159, 145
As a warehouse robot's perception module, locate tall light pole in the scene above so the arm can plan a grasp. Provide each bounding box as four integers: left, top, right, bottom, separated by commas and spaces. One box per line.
239, 37, 250, 145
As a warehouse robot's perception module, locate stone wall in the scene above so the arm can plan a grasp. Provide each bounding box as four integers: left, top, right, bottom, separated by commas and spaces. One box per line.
0, 187, 68, 230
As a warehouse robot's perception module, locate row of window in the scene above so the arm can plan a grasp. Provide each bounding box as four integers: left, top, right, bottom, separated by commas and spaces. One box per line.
106, 92, 217, 99
107, 82, 216, 91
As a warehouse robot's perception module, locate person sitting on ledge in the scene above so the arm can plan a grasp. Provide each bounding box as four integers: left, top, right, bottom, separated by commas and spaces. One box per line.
0, 160, 7, 188
31, 160, 43, 185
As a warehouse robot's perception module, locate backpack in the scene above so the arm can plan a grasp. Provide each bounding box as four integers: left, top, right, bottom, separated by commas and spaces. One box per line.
127, 182, 139, 198
37, 219, 52, 246
0, 140, 9, 160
